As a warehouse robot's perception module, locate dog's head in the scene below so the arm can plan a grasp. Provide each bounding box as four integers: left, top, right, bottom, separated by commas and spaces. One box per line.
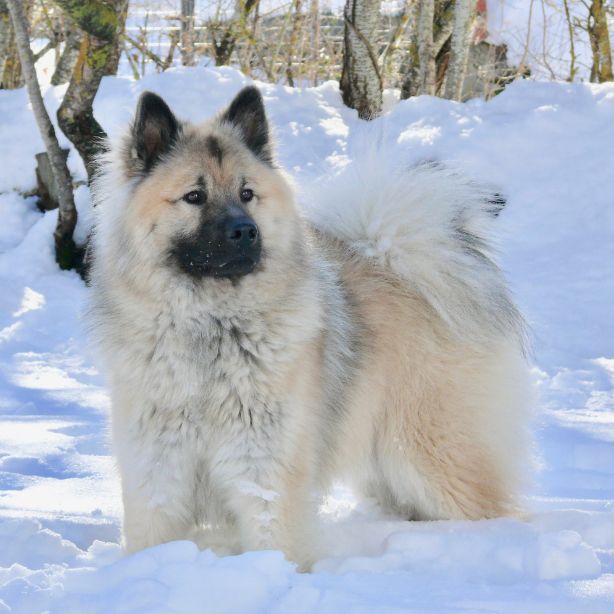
102, 87, 305, 308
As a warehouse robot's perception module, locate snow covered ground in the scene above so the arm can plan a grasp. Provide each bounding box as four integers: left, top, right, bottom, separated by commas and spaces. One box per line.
0, 66, 613, 611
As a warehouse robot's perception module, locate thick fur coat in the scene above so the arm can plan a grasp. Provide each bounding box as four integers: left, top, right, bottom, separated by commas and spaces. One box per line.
88, 87, 532, 569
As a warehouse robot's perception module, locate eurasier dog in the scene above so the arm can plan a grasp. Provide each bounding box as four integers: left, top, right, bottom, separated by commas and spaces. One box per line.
89, 86, 532, 569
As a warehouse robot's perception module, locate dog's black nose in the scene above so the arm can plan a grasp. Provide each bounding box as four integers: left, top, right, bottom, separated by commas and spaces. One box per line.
225, 217, 259, 246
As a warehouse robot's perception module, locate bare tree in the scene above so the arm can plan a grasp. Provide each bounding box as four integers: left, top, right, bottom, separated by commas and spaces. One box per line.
125, 29, 179, 75
515, 0, 535, 80
5, 0, 77, 269
401, 0, 448, 99
562, 0, 577, 82
400, 1, 420, 99
309, 0, 320, 85
181, 0, 196, 66
588, 0, 613, 82
210, 0, 258, 67
417, 0, 436, 94
286, 0, 303, 86
51, 17, 82, 86
105, 0, 129, 76
444, 0, 474, 100
340, 0, 383, 119
54, 0, 127, 183
380, 0, 412, 80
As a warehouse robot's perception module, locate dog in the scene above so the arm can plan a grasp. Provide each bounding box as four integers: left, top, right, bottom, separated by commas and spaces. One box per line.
88, 86, 532, 569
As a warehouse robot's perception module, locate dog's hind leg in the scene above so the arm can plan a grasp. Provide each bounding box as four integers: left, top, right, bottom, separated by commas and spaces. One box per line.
369, 342, 531, 521
370, 426, 512, 522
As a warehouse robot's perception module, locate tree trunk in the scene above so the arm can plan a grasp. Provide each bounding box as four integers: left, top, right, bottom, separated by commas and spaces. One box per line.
54, 0, 125, 184
51, 19, 82, 86
104, 0, 128, 76
340, 0, 382, 119
401, 0, 458, 99
588, 0, 613, 83
310, 0, 320, 85
417, 0, 435, 94
5, 0, 78, 270
286, 0, 302, 86
400, 1, 420, 99
444, 0, 474, 100
562, 0, 577, 82
212, 27, 235, 66
0, 1, 13, 86
181, 0, 196, 66
211, 0, 257, 67
0, 0, 33, 89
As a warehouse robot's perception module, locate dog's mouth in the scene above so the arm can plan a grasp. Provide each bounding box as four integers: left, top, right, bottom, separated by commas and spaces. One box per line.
172, 249, 261, 280
212, 256, 258, 278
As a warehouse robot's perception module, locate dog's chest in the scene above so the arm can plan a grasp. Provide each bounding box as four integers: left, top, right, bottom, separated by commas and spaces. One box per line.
138, 314, 287, 437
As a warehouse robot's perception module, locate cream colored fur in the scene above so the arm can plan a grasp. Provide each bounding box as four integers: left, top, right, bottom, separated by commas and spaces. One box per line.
89, 92, 532, 570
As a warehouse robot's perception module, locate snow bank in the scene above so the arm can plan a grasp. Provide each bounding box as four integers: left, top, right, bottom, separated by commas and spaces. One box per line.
0, 65, 612, 611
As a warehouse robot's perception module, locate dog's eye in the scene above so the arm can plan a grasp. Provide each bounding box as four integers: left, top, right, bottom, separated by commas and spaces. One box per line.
240, 188, 254, 203
182, 190, 206, 205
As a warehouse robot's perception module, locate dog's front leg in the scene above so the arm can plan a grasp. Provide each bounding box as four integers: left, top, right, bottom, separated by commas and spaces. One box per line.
115, 424, 197, 554
221, 459, 319, 570
122, 491, 192, 553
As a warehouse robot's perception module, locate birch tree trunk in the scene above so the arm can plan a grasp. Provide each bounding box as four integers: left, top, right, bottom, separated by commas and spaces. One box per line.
310, 0, 320, 85
588, 0, 613, 83
340, 0, 382, 119
444, 0, 474, 100
54, 0, 125, 184
51, 19, 82, 86
401, 0, 456, 99
5, 0, 77, 270
181, 0, 196, 66
417, 0, 436, 94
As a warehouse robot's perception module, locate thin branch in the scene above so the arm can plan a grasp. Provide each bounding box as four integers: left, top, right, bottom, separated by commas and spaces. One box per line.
539, 0, 557, 80
379, 0, 412, 66
563, 0, 577, 81
123, 42, 141, 79
516, 0, 535, 79
32, 37, 59, 62
124, 33, 170, 70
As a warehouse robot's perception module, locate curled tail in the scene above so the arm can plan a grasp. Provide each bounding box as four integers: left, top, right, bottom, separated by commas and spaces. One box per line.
304, 157, 526, 348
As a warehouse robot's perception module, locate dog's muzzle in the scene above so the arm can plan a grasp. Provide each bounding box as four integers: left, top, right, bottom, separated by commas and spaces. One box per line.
215, 216, 260, 277
172, 213, 262, 279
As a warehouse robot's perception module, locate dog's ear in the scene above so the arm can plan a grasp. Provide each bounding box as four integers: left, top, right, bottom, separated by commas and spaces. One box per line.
221, 87, 272, 164
132, 92, 179, 172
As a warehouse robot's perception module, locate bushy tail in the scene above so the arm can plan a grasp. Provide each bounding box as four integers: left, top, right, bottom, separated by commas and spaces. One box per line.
303, 155, 525, 348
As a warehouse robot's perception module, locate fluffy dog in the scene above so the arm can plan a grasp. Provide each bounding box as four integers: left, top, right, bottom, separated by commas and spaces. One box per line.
89, 86, 532, 568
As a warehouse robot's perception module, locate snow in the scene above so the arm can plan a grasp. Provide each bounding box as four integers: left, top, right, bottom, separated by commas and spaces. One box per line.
0, 64, 613, 611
